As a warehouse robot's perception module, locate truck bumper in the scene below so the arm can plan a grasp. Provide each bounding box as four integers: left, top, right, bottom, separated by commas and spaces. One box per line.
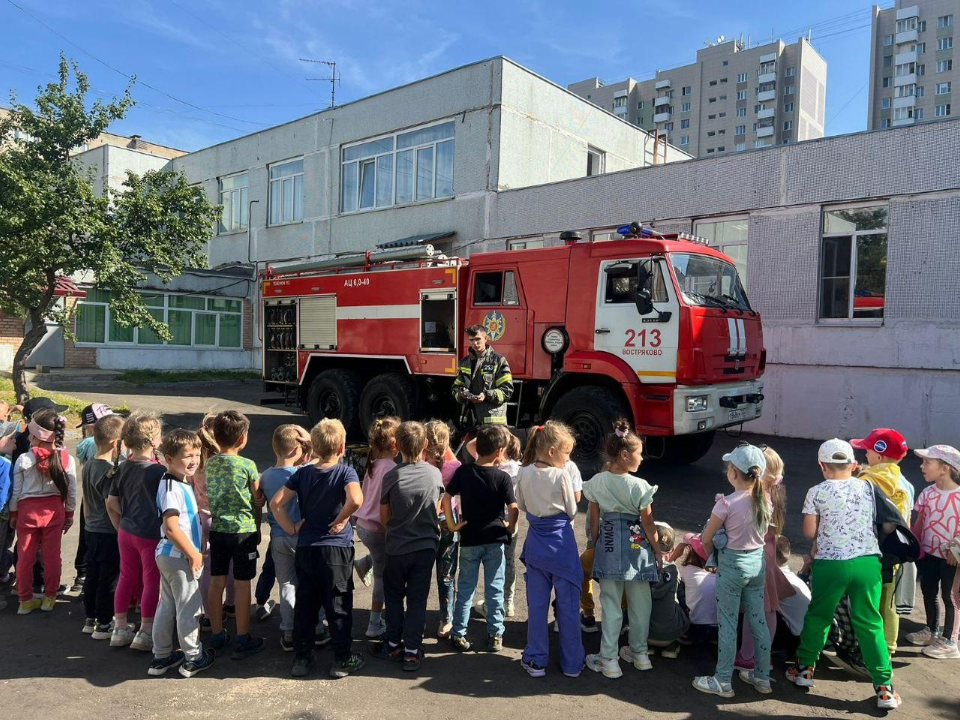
672, 380, 764, 435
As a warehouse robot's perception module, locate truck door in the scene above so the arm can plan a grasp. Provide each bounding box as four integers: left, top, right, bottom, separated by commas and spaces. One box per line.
594, 257, 680, 384
464, 269, 526, 375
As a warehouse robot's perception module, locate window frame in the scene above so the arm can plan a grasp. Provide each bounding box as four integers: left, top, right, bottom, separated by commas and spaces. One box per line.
471, 270, 520, 307
587, 146, 606, 177
218, 172, 249, 235
268, 157, 304, 226
817, 202, 889, 326
693, 214, 750, 289
339, 118, 455, 215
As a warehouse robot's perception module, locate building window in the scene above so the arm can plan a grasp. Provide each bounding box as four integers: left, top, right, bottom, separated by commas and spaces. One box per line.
936, 104, 952, 117
937, 81, 952, 94
613, 96, 627, 109
938, 37, 954, 50
638, 100, 644, 109
663, 122, 674, 131
819, 205, 888, 321
917, 108, 925, 120
681, 102, 691, 112
709, 80, 717, 86
722, 60, 729, 66
919, 20, 927, 32
719, 95, 727, 101
895, 84, 916, 98
882, 118, 892, 128
918, 42, 926, 53
707, 148, 715, 154
679, 135, 689, 146
737, 90, 747, 100
882, 77, 892, 88
894, 106, 915, 120
587, 146, 605, 176
785, 66, 797, 77
737, 107, 746, 117
784, 102, 794, 112
917, 63, 926, 76
218, 173, 248, 234
897, 17, 917, 33
720, 78, 728, 84
737, 72, 748, 83
937, 59, 953, 73
694, 216, 749, 288
735, 142, 746, 152
783, 120, 793, 131
719, 112, 727, 118
680, 118, 690, 128
341, 120, 454, 213
268, 158, 304, 225
707, 131, 716, 137
75, 290, 244, 348
884, 34, 894, 46
508, 238, 544, 251
939, 15, 954, 29
708, 114, 716, 120
709, 97, 717, 103
917, 85, 925, 97
784, 85, 796, 96
883, 55, 893, 68
882, 98, 892, 109
717, 146, 725, 152
735, 125, 746, 135
682, 86, 692, 95
896, 62, 916, 77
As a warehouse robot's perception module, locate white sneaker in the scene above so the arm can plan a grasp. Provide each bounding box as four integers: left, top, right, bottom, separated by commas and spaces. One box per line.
504, 600, 515, 618
905, 627, 936, 646
922, 640, 960, 659
365, 618, 386, 639
585, 653, 623, 679
619, 646, 653, 671
130, 630, 153, 652
109, 623, 136, 647
738, 669, 773, 694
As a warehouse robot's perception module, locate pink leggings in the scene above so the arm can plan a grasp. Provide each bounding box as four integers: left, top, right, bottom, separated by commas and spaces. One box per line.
15, 496, 65, 602
114, 529, 160, 620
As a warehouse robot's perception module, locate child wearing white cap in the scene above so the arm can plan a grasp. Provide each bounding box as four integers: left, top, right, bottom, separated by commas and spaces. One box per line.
692, 443, 772, 698
908, 445, 960, 659
786, 439, 900, 710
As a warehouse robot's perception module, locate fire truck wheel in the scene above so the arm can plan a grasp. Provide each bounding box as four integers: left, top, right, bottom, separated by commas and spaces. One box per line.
360, 372, 419, 429
551, 385, 629, 474
306, 369, 363, 437
657, 431, 716, 465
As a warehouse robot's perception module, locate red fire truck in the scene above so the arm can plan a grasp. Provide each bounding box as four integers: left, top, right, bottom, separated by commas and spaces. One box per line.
260, 225, 765, 470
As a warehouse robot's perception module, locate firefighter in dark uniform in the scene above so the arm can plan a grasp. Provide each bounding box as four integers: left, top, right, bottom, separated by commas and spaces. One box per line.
452, 324, 514, 429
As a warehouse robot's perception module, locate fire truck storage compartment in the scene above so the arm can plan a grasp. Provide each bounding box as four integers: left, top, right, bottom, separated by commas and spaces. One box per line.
264, 299, 298, 385
420, 290, 456, 352
299, 295, 337, 350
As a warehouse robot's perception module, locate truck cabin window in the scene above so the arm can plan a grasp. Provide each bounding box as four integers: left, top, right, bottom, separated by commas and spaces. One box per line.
669, 253, 750, 310
473, 271, 519, 306
604, 261, 668, 304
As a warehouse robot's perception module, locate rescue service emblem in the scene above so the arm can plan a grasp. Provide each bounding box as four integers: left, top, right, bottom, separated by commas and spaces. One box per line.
483, 311, 506, 341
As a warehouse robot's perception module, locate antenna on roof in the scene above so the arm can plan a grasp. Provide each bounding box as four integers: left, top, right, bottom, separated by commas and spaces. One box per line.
301, 58, 341, 109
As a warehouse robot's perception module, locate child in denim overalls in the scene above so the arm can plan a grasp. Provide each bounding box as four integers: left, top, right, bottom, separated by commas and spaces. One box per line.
582, 420, 661, 678
692, 444, 772, 698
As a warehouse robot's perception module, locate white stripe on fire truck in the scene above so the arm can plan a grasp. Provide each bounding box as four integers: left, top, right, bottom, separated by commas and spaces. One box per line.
336, 304, 420, 320
727, 318, 738, 356
736, 318, 747, 356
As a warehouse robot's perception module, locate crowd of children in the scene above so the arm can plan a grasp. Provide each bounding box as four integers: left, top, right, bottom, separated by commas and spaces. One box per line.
2, 399, 959, 711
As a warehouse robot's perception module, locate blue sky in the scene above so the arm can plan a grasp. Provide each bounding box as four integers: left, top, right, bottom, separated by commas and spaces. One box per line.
0, 0, 888, 151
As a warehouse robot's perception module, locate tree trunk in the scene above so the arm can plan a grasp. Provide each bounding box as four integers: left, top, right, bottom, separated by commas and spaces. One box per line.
12, 309, 48, 403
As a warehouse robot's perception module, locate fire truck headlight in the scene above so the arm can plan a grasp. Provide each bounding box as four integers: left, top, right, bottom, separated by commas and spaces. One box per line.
685, 395, 709, 412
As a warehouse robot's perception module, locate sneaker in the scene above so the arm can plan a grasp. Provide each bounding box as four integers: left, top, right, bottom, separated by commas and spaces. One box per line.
437, 622, 453, 639
290, 654, 314, 677
354, 556, 374, 587
223, 604, 236, 618
504, 600, 515, 618
620, 623, 630, 636
17, 598, 42, 615
207, 631, 233, 656
199, 616, 213, 634
785, 663, 815, 688
821, 640, 838, 657
875, 684, 902, 710
562, 669, 582, 678
369, 641, 404, 662
619, 646, 652, 671
586, 653, 623, 679
280, 634, 295, 652
450, 635, 471, 652
922, 640, 960, 659
130, 630, 153, 652
521, 658, 547, 678
401, 649, 423, 673
734, 653, 755, 671
179, 648, 215, 678
82, 618, 96, 634
40, 597, 56, 612
738, 669, 773, 695
255, 599, 276, 621
905, 627, 936, 646
661, 641, 681, 659
365, 619, 387, 639
330, 652, 366, 678
314, 628, 332, 646
110, 623, 136, 647
92, 621, 114, 640
474, 601, 487, 618
692, 675, 735, 698
580, 614, 599, 633
231, 635, 265, 660
70, 576, 86, 594
487, 635, 503, 653
147, 650, 185, 676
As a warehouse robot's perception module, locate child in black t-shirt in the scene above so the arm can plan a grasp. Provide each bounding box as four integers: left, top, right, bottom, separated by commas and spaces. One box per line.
443, 425, 518, 653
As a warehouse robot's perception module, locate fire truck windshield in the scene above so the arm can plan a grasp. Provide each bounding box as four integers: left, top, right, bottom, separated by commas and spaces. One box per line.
668, 253, 751, 311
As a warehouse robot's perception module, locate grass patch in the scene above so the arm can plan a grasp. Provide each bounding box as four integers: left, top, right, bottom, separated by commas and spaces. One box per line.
0, 377, 128, 427
117, 369, 261, 385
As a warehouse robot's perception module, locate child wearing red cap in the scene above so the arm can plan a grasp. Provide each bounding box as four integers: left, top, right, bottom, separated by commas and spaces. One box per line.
851, 428, 910, 655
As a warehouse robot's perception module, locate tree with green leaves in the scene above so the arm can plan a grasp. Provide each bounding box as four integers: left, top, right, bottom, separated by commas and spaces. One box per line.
0, 55, 219, 401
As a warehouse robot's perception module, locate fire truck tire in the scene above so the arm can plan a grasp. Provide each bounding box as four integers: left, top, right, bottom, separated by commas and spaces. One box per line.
306, 369, 363, 436
550, 385, 629, 474
658, 431, 716, 465
360, 373, 419, 428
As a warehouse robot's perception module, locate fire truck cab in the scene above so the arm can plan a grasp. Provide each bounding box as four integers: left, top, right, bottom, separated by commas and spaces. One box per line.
261, 226, 764, 470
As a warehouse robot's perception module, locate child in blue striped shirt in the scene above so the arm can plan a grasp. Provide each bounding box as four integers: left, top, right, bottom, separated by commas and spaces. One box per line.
148, 430, 214, 678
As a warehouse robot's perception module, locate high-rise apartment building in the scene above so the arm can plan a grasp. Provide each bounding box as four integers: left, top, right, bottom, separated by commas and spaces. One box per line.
569, 37, 826, 158
868, 1, 957, 129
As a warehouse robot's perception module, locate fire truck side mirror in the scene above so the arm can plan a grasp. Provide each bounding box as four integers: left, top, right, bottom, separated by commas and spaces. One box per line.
635, 261, 655, 316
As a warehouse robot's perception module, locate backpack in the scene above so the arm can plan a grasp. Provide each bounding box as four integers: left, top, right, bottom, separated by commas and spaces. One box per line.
871, 483, 920, 583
